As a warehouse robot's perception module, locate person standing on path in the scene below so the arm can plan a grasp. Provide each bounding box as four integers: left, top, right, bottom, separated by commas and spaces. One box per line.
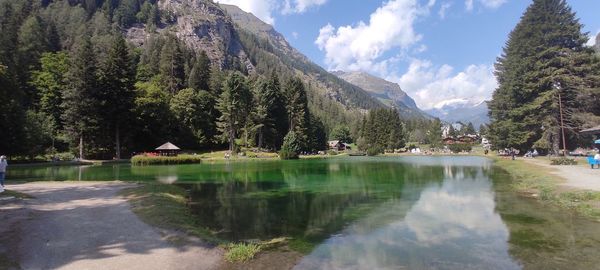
0, 155, 7, 189
595, 153, 600, 169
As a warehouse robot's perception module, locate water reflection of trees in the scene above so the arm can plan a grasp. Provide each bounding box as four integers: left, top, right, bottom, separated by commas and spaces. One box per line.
181, 158, 447, 241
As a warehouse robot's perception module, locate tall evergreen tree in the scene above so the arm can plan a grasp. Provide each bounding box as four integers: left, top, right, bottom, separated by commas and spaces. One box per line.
188, 50, 211, 91
159, 35, 185, 93
62, 34, 100, 159
284, 77, 310, 150
216, 72, 252, 152
489, 0, 599, 153
98, 34, 135, 159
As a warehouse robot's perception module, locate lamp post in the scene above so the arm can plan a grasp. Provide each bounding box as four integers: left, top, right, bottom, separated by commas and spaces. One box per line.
553, 81, 567, 157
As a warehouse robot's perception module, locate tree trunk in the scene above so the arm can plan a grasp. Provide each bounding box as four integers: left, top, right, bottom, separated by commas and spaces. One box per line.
258, 127, 264, 150
115, 124, 121, 160
552, 129, 560, 156
79, 134, 84, 160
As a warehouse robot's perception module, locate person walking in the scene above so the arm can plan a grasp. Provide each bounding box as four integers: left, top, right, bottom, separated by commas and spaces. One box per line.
0, 155, 7, 192
595, 153, 600, 169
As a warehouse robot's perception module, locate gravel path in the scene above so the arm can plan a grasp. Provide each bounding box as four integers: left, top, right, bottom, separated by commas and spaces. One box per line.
0, 182, 223, 270
523, 158, 600, 191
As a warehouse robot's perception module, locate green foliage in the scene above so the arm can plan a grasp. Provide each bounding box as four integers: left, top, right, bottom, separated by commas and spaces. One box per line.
30, 52, 69, 133
217, 72, 252, 152
131, 154, 203, 166
550, 157, 578, 165
330, 125, 352, 143
170, 88, 217, 147
358, 108, 406, 152
279, 131, 300, 159
448, 143, 473, 153
367, 145, 384, 156
285, 77, 310, 150
224, 243, 262, 263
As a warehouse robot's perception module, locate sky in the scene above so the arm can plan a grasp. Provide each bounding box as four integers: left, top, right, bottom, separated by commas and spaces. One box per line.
215, 0, 600, 110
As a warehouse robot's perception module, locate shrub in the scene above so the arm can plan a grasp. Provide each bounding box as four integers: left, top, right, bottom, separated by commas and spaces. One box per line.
448, 143, 472, 153
224, 243, 262, 263
367, 145, 384, 156
131, 154, 203, 166
550, 157, 577, 165
279, 131, 300, 160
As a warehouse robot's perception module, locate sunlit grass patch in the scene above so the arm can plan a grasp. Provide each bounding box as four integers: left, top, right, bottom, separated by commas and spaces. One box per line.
224, 242, 262, 263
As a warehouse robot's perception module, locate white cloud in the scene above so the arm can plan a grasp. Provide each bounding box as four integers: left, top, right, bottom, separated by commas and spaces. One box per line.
315, 0, 432, 71
292, 31, 299, 39
438, 2, 452, 19
586, 30, 600, 47
283, 0, 328, 14
466, 0, 507, 11
391, 59, 497, 109
216, 0, 277, 25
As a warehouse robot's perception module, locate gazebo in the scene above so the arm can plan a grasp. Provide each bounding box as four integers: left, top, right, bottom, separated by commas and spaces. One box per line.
155, 142, 181, 156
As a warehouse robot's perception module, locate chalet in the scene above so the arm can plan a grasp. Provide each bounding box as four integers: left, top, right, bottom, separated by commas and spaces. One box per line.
328, 140, 347, 151
156, 142, 181, 156
457, 135, 478, 144
442, 137, 457, 145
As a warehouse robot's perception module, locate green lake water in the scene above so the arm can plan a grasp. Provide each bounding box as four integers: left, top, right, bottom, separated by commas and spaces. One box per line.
7, 156, 600, 269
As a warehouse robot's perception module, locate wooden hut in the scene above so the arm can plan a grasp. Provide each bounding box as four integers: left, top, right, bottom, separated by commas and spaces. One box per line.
156, 142, 181, 156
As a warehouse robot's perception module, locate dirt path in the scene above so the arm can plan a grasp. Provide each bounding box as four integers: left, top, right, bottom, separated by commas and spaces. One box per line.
523, 158, 600, 191
0, 182, 223, 270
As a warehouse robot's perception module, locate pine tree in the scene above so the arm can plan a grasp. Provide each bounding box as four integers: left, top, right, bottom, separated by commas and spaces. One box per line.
188, 50, 211, 91
97, 34, 135, 159
284, 77, 310, 150
62, 34, 100, 159
216, 72, 252, 152
159, 35, 185, 93
489, 0, 599, 153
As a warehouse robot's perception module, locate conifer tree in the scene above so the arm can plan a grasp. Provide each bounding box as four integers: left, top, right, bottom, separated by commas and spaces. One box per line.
98, 34, 135, 159
284, 77, 310, 150
489, 0, 599, 152
188, 50, 211, 91
216, 72, 252, 152
62, 34, 99, 159
159, 35, 185, 93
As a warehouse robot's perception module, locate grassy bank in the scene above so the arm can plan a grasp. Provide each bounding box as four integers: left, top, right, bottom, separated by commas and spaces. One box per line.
494, 157, 600, 221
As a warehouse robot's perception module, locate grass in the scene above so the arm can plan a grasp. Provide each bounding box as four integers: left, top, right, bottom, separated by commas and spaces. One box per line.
224, 243, 262, 262
493, 156, 600, 221
0, 189, 34, 199
120, 184, 221, 243
131, 154, 203, 166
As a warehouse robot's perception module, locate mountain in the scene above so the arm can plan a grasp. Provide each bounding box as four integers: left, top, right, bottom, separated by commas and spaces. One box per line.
425, 100, 489, 129
219, 3, 384, 111
124, 0, 386, 131
332, 71, 429, 119
595, 33, 600, 52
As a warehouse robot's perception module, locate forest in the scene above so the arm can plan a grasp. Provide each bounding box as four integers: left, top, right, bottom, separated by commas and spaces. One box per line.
0, 0, 429, 160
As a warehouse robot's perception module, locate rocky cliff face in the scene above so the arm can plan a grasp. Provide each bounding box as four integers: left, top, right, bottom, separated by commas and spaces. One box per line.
127, 0, 253, 70
125, 0, 382, 113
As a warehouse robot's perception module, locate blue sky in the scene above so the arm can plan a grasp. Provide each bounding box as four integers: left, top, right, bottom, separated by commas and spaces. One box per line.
217, 0, 600, 109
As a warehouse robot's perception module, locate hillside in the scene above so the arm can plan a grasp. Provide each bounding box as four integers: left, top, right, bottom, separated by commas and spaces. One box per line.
219, 3, 384, 112
332, 71, 429, 119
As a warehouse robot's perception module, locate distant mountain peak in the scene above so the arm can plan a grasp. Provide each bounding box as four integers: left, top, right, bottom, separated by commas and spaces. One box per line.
334, 70, 431, 119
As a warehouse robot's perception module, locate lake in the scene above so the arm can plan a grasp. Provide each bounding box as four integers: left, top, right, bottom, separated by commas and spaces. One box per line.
8, 156, 600, 269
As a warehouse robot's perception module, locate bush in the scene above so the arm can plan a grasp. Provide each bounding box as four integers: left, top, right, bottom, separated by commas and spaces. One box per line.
327, 150, 338, 155
279, 131, 300, 160
224, 243, 262, 263
448, 143, 472, 153
131, 154, 203, 166
367, 145, 384, 156
550, 157, 577, 165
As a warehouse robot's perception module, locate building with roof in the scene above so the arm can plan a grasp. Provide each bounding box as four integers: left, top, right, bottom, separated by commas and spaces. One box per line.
155, 142, 181, 156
